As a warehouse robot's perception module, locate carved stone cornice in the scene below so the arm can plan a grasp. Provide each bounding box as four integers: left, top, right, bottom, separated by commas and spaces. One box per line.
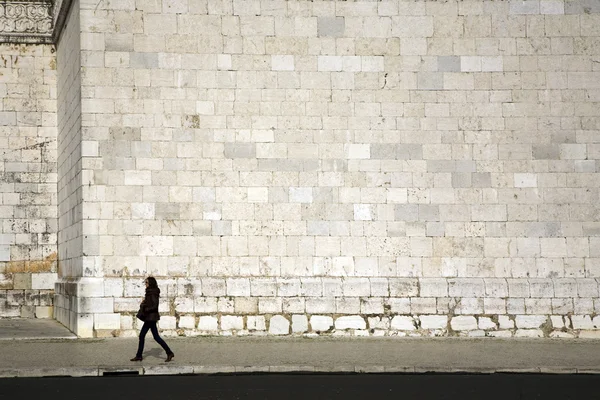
0, 1, 53, 44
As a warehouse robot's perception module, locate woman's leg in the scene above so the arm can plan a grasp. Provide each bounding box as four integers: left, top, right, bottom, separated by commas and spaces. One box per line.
149, 322, 173, 355
135, 321, 151, 358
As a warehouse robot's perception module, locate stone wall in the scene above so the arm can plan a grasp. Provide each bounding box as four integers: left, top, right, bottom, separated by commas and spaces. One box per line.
54, 0, 85, 333
64, 0, 600, 338
0, 42, 57, 318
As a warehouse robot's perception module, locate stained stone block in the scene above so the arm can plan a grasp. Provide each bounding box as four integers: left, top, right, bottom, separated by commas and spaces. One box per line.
417, 72, 444, 90
224, 143, 256, 159
317, 17, 345, 37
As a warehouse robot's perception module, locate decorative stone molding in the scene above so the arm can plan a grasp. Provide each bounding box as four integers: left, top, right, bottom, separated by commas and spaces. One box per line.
0, 1, 53, 43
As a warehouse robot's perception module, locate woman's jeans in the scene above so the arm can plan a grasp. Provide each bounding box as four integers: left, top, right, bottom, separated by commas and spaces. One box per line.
136, 321, 172, 357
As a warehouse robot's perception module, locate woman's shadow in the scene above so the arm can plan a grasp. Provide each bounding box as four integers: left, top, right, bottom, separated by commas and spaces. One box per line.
142, 347, 164, 360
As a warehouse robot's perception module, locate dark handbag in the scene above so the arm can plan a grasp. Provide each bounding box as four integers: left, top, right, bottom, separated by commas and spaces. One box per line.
136, 306, 146, 321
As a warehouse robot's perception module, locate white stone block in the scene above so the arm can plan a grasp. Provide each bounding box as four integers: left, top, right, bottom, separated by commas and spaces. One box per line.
248, 187, 268, 203
159, 316, 177, 330
140, 236, 173, 256
571, 315, 594, 329
227, 278, 250, 296
514, 173, 537, 188
391, 316, 416, 330
461, 56, 481, 72
31, 273, 57, 290
318, 56, 343, 71
353, 204, 373, 221
221, 315, 243, 330
94, 313, 121, 330
515, 329, 543, 338
178, 316, 196, 329
198, 316, 218, 331
269, 315, 290, 335
361, 56, 384, 72
450, 316, 478, 331
419, 315, 447, 329
217, 54, 232, 70
345, 144, 370, 159
478, 317, 497, 330
272, 55, 294, 71
515, 315, 547, 329
289, 187, 313, 203
247, 316, 266, 331
310, 315, 333, 332
498, 315, 515, 329
77, 278, 104, 297
551, 316, 566, 329
335, 316, 366, 330
132, 203, 155, 219
540, 0, 564, 14
481, 56, 503, 72
124, 171, 151, 186
292, 315, 308, 333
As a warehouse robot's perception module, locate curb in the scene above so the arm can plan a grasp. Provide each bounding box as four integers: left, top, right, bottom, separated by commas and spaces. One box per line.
1, 365, 599, 378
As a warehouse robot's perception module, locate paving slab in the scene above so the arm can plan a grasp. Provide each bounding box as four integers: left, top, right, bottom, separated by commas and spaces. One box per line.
0, 335, 599, 378
0, 318, 76, 340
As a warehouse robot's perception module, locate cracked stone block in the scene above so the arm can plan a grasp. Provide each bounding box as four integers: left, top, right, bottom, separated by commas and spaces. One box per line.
247, 316, 266, 331
478, 317, 497, 330
438, 56, 460, 72
515, 315, 547, 329
269, 315, 290, 335
317, 17, 345, 37
571, 315, 594, 329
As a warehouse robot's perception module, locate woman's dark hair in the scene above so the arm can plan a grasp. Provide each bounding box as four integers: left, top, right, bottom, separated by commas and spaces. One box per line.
146, 276, 158, 288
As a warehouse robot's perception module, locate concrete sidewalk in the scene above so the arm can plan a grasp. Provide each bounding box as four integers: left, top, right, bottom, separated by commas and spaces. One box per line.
2, 334, 600, 378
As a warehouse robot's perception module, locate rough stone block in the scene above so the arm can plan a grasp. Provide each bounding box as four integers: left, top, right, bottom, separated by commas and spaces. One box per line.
310, 315, 333, 332
419, 315, 447, 329
451, 316, 478, 331
198, 316, 218, 331
391, 316, 416, 330
334, 315, 366, 330
269, 315, 290, 335
220, 315, 243, 331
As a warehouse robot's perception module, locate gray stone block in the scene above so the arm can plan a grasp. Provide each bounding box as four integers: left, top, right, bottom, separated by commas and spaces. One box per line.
371, 144, 397, 159
418, 205, 440, 221
224, 143, 256, 159
129, 52, 159, 69
395, 204, 419, 222
565, 0, 600, 14
397, 144, 423, 160
418, 72, 444, 90
452, 173, 472, 188
533, 145, 559, 159
318, 17, 345, 37
472, 173, 492, 188
438, 56, 461, 72
212, 221, 232, 236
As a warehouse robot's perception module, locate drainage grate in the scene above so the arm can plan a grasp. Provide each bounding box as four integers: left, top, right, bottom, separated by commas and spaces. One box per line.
101, 370, 141, 376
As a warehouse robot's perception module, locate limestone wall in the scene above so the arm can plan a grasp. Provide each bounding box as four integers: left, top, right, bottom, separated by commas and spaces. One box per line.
69, 0, 600, 337
0, 42, 57, 318
54, 0, 84, 332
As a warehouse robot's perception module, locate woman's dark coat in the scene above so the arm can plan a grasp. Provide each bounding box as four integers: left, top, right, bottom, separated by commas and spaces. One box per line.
139, 287, 161, 322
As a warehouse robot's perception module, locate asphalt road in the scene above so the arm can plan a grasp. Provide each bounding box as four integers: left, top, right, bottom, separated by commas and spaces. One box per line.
0, 374, 597, 400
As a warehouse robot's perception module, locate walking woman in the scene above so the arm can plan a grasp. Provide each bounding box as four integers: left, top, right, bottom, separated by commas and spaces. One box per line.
130, 277, 174, 362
